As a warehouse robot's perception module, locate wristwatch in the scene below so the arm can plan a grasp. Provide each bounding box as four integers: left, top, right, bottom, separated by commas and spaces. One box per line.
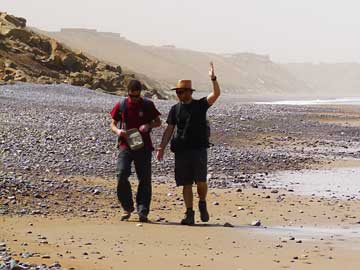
211, 76, 217, 81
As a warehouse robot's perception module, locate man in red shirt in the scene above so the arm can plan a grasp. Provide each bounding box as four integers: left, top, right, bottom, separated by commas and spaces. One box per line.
110, 80, 161, 222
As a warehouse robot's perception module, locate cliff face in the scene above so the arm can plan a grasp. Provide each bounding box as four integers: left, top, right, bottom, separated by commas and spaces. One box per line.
0, 12, 168, 99
41, 28, 313, 97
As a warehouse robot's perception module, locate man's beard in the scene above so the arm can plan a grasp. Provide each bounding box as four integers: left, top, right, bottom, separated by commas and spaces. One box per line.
128, 94, 141, 98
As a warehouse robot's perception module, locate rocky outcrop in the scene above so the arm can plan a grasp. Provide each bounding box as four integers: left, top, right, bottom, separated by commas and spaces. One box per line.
0, 11, 168, 99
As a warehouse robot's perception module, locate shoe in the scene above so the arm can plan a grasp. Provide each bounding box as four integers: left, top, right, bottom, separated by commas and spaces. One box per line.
181, 209, 195, 225
137, 205, 149, 222
120, 211, 131, 221
120, 206, 134, 221
138, 213, 148, 223
198, 201, 209, 222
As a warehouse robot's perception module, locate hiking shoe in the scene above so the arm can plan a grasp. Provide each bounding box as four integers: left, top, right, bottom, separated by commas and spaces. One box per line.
138, 212, 149, 223
181, 209, 195, 225
198, 201, 209, 222
137, 205, 149, 222
120, 206, 134, 221
120, 211, 131, 221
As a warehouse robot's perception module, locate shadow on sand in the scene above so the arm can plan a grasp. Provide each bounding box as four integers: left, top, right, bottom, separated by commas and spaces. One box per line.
125, 219, 257, 229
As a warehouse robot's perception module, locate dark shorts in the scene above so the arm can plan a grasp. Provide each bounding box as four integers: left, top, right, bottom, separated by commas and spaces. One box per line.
175, 148, 208, 186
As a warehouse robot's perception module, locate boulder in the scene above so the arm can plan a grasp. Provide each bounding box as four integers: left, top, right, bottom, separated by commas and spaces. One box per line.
6, 28, 32, 43
74, 50, 87, 60
4, 60, 17, 69
32, 47, 48, 60
115, 65, 122, 74
85, 62, 97, 72
0, 26, 12, 37
2, 73, 14, 81
91, 78, 101, 89
1, 13, 26, 28
43, 39, 63, 68
69, 71, 92, 86
96, 62, 107, 71
29, 36, 52, 54
43, 53, 63, 70
61, 53, 83, 71
98, 70, 116, 82
4, 67, 17, 75
104, 64, 117, 72
14, 70, 27, 82
37, 76, 54, 84
111, 75, 124, 88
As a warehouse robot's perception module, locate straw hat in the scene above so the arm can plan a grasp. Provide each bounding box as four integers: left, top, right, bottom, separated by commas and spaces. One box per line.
171, 80, 196, 91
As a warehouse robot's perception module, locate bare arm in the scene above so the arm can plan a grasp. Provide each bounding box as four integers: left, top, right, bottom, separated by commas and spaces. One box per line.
110, 119, 121, 135
110, 119, 127, 138
207, 62, 221, 106
156, 124, 175, 161
159, 124, 175, 149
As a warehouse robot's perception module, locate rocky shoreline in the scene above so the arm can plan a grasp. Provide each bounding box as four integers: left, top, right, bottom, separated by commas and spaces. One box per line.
1, 83, 360, 269
2, 83, 360, 214
2, 83, 360, 186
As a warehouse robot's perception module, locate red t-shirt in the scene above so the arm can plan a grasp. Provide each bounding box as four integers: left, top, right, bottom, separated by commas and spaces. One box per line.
110, 97, 161, 150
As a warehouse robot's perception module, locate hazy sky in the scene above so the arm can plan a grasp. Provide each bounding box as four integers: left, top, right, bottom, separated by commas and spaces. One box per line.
2, 0, 360, 63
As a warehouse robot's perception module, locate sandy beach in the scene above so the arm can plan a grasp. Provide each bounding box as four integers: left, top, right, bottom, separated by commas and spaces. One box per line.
1, 181, 360, 270
1, 84, 360, 269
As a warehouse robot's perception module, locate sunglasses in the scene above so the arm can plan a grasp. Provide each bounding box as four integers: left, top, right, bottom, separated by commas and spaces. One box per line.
176, 90, 186, 95
176, 89, 192, 95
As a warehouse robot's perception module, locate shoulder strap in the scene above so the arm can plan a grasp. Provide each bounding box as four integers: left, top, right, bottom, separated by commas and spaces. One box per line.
118, 97, 127, 129
175, 102, 192, 139
142, 97, 151, 108
141, 97, 152, 116
175, 102, 181, 123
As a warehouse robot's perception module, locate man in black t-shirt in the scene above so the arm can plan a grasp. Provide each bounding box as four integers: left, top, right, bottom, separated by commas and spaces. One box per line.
156, 63, 221, 225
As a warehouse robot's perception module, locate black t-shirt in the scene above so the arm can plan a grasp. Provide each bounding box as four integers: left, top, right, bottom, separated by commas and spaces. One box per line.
166, 97, 210, 149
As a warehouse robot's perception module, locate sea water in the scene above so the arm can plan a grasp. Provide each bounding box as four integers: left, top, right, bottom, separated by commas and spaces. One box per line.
256, 98, 360, 105
267, 167, 360, 199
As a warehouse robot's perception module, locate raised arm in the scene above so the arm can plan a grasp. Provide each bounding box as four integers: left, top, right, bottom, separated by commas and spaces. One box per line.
207, 62, 221, 106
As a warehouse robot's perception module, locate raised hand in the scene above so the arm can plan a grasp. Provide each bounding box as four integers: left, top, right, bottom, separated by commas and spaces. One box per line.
209, 62, 215, 80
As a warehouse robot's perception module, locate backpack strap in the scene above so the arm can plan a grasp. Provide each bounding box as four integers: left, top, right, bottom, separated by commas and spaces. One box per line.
118, 97, 127, 130
175, 102, 192, 140
142, 97, 151, 110
175, 102, 181, 124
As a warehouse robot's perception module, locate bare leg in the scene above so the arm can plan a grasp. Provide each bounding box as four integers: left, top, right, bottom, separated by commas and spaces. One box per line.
183, 185, 193, 209
197, 182, 209, 222
197, 182, 208, 202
